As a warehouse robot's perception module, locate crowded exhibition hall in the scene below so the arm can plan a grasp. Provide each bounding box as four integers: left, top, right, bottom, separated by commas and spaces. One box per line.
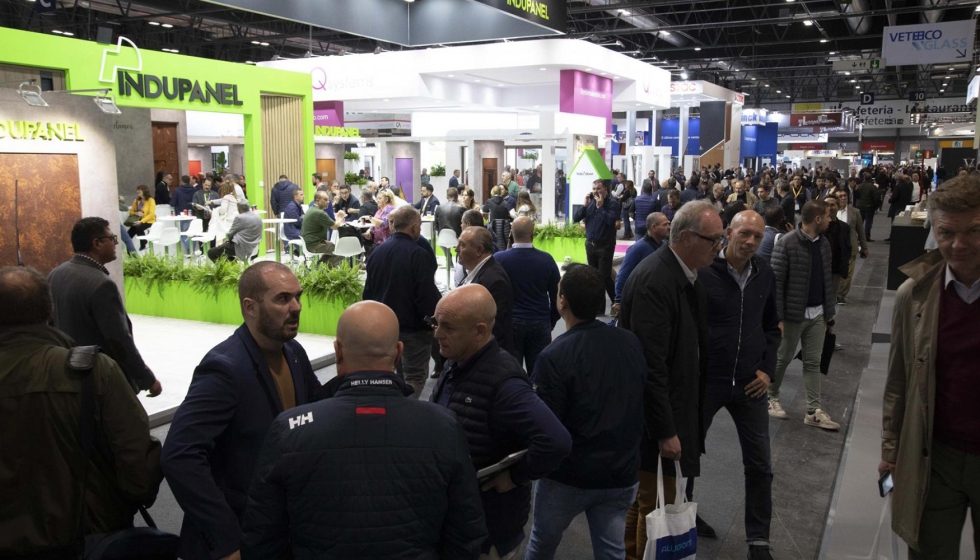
1, 0, 979, 559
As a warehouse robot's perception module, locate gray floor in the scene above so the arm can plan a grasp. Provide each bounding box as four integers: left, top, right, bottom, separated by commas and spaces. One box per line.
141, 213, 965, 560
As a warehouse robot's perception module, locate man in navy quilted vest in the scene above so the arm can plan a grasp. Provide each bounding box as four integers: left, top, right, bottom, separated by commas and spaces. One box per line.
430, 284, 571, 560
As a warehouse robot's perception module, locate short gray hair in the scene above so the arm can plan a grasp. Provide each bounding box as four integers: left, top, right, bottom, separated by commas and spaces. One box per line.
237, 201, 251, 213
669, 200, 717, 246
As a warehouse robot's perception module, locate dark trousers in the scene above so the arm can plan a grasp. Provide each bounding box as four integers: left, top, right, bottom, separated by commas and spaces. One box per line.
861, 208, 875, 239
911, 442, 980, 559
513, 320, 552, 374
621, 210, 632, 238
586, 240, 616, 311
701, 380, 773, 542
207, 241, 237, 262
396, 329, 433, 399
127, 222, 152, 250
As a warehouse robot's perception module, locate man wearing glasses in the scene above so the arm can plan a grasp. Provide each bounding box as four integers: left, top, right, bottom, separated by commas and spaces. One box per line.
48, 217, 162, 396
619, 200, 725, 559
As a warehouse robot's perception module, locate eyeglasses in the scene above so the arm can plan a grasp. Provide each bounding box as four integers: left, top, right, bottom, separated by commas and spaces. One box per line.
95, 234, 119, 244
692, 232, 724, 247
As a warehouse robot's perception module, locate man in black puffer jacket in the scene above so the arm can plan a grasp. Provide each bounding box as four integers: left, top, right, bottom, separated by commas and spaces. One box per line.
698, 211, 781, 560
241, 301, 487, 559
269, 175, 299, 217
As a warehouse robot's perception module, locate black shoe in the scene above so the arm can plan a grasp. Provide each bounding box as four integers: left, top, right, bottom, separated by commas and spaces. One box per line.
867, 238, 875, 242
747, 544, 774, 560
696, 514, 717, 539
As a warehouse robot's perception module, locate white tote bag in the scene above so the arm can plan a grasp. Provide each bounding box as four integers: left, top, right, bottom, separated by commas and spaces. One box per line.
642, 458, 698, 560
853, 494, 901, 560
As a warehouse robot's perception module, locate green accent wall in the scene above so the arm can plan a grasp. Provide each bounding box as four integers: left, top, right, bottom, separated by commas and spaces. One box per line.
0, 28, 315, 217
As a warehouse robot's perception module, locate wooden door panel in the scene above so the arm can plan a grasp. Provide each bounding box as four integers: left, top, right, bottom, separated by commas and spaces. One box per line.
482, 158, 497, 201
316, 159, 336, 183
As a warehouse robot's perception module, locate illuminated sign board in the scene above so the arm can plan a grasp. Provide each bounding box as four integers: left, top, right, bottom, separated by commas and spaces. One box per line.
314, 125, 360, 137
0, 120, 84, 141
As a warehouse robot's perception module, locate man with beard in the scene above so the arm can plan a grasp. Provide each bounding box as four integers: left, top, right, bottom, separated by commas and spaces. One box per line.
162, 262, 322, 560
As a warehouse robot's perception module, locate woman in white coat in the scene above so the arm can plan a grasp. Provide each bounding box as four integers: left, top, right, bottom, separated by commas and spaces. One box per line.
209, 182, 240, 244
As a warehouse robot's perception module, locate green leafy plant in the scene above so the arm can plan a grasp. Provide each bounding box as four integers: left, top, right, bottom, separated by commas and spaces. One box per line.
188, 258, 246, 300
124, 252, 192, 297
215, 151, 228, 175
343, 151, 361, 162
534, 221, 586, 242
522, 150, 539, 161
430, 164, 446, 177
297, 261, 363, 308
344, 171, 367, 186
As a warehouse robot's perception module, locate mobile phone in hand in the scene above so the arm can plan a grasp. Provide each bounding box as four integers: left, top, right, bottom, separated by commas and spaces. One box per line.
878, 470, 893, 497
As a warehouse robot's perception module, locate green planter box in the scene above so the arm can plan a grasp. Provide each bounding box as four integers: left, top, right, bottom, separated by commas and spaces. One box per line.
534, 238, 587, 264
124, 278, 347, 336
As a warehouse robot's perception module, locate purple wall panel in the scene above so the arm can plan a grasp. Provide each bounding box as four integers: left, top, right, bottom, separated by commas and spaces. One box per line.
559, 69, 613, 134
395, 158, 414, 203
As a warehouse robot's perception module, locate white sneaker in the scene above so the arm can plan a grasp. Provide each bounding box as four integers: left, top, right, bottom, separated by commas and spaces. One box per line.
768, 399, 788, 419
804, 409, 841, 431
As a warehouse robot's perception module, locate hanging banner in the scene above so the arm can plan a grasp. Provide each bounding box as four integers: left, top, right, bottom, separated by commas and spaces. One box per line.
881, 20, 975, 66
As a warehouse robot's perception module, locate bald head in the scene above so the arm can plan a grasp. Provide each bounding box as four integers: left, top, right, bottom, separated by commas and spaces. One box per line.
729, 209, 764, 232
433, 285, 497, 363
390, 205, 421, 233
335, 301, 402, 375
511, 216, 534, 242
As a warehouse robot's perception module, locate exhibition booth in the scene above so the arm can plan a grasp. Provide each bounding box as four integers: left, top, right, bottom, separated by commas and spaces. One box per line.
261, 38, 672, 225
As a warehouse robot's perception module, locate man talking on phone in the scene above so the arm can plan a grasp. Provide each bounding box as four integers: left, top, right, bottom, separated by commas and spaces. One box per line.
881, 176, 980, 559
572, 179, 620, 315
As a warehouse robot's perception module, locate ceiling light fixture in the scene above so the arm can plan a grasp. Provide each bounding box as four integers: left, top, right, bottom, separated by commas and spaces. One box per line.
829, 51, 836, 55
619, 8, 631, 15
776, 89, 782, 93
786, 95, 791, 98
661, 31, 671, 36
251, 40, 260, 45
447, 74, 454, 77
681, 72, 689, 79
540, 67, 547, 71
148, 21, 160, 26
51, 30, 63, 34
600, 72, 608, 76
245, 61, 255, 65
260, 42, 269, 46
94, 93, 122, 114
940, 89, 945, 92
18, 81, 48, 107
161, 23, 173, 28
751, 77, 756, 80
943, 83, 948, 86
764, 84, 770, 87
585, 67, 592, 71
803, 20, 813, 26
850, 79, 856, 83
694, 47, 701, 51
844, 71, 851, 75
820, 39, 828, 43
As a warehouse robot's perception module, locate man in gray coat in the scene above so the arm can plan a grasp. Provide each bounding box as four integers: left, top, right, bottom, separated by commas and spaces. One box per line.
768, 200, 840, 430
208, 202, 264, 262
48, 217, 161, 395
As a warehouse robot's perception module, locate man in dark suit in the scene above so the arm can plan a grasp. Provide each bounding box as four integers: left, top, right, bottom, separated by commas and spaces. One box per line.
449, 169, 461, 189
619, 200, 725, 559
413, 183, 441, 216
48, 217, 161, 396
161, 262, 322, 560
456, 226, 515, 354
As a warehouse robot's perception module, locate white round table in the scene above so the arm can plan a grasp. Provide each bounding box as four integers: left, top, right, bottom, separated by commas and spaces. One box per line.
262, 218, 297, 262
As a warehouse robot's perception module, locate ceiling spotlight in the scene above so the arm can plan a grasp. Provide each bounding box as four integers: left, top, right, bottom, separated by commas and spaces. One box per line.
63, 31, 74, 36
844, 71, 851, 75
786, 95, 791, 98
161, 23, 173, 28
148, 21, 160, 26
245, 61, 255, 65
51, 30, 63, 34
251, 40, 260, 45
820, 39, 828, 43
260, 41, 269, 46
776, 89, 782, 93
94, 93, 122, 115
943, 83, 948, 86
751, 77, 756, 80
940, 89, 945, 92
681, 72, 689, 79
404, 0, 415, 3
803, 20, 813, 26
829, 51, 836, 55
600, 72, 608, 76
945, 75, 951, 78
598, 40, 624, 48
695, 47, 701, 51
850, 79, 856, 83
661, 30, 671, 36
585, 67, 593, 71
764, 84, 770, 87
976, 4, 980, 11
613, 76, 620, 79
859, 90, 863, 93
18, 81, 47, 107
540, 67, 547, 71
618, 8, 631, 15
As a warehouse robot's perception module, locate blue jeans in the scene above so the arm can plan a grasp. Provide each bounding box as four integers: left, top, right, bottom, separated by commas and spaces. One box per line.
526, 478, 639, 560
179, 219, 191, 254
120, 225, 137, 255
703, 380, 772, 542
513, 320, 552, 374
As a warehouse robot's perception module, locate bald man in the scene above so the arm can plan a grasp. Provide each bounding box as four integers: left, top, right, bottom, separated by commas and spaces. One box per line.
243, 301, 487, 559
431, 285, 571, 560
696, 211, 780, 559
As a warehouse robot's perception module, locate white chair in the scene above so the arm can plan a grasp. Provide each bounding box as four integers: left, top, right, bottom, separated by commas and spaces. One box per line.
190, 229, 217, 265
119, 210, 130, 226
437, 228, 459, 287
155, 204, 173, 219
154, 226, 181, 257
334, 235, 365, 267
287, 239, 307, 267
133, 222, 164, 252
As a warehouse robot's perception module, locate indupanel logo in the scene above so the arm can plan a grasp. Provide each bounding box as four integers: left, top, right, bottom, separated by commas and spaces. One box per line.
102, 37, 244, 106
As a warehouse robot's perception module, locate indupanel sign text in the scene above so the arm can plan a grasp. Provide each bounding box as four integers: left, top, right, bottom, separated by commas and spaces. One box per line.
116, 71, 243, 106
507, 0, 549, 20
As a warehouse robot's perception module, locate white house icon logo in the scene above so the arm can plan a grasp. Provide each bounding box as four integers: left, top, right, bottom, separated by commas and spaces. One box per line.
99, 37, 143, 84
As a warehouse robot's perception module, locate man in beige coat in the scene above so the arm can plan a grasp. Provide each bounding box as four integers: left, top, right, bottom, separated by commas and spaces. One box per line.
834, 190, 869, 304
881, 175, 980, 559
